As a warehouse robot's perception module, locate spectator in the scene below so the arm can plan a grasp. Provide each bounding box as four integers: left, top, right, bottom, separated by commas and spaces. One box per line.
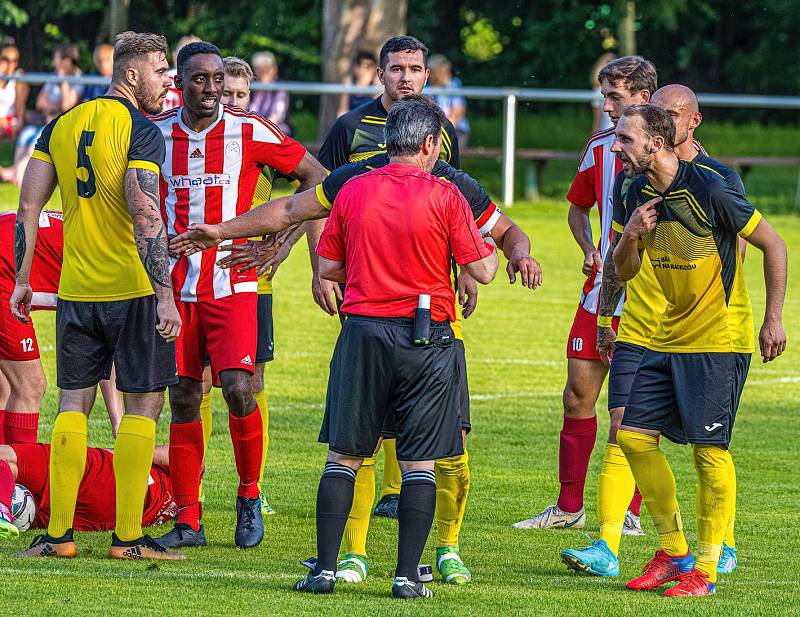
81, 43, 114, 102
36, 43, 84, 121
249, 51, 291, 135
591, 52, 616, 133
337, 50, 379, 116
163, 34, 200, 111
426, 54, 469, 149
0, 38, 27, 139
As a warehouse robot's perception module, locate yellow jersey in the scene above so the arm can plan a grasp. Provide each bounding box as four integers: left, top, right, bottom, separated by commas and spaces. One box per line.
252, 168, 275, 295
32, 96, 165, 301
620, 160, 760, 353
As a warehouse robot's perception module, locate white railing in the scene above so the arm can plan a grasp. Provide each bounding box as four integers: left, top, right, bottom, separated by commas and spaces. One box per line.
6, 73, 800, 205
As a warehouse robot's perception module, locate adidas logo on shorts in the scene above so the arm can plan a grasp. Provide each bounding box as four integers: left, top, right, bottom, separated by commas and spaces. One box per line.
241, 355, 253, 366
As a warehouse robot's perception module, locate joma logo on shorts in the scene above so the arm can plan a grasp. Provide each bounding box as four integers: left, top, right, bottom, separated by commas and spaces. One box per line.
704, 422, 723, 432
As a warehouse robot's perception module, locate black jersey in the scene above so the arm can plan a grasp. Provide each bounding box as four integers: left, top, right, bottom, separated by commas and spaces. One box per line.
317, 153, 499, 234
317, 96, 460, 171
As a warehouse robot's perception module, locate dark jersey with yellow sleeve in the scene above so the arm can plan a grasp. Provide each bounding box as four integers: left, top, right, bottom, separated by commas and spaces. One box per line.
317, 153, 501, 339
620, 160, 760, 353
31, 96, 165, 301
317, 97, 460, 171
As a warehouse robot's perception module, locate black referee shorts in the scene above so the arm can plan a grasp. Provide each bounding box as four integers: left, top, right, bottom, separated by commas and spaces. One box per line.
623, 349, 751, 447
255, 293, 275, 363
319, 315, 463, 461
56, 296, 178, 393
607, 341, 646, 410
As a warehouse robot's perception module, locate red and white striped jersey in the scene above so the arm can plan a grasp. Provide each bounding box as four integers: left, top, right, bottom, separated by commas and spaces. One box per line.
0, 210, 63, 310
566, 127, 703, 316
152, 105, 306, 302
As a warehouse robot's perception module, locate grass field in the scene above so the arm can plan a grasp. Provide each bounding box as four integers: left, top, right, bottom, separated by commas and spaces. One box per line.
0, 192, 798, 616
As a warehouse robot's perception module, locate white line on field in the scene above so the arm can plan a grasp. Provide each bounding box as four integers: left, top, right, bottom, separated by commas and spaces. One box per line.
472, 358, 561, 366
747, 376, 800, 385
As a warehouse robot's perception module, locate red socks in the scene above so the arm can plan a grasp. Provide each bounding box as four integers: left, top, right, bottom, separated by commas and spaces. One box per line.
229, 408, 263, 499
557, 415, 597, 513
4, 411, 39, 443
628, 486, 643, 516
0, 459, 14, 519
169, 420, 204, 530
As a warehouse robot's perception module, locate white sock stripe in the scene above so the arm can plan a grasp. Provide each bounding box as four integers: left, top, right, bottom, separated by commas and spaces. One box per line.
401, 470, 436, 485
323, 463, 357, 481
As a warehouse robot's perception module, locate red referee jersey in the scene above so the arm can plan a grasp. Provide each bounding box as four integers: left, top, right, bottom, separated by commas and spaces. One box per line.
316, 163, 492, 322
0, 210, 62, 310
151, 104, 306, 302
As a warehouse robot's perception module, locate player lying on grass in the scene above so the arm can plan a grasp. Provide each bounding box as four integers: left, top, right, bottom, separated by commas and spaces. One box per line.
0, 442, 176, 540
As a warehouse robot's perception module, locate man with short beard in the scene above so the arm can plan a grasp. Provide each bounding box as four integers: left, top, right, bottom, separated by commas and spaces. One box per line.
12, 31, 183, 560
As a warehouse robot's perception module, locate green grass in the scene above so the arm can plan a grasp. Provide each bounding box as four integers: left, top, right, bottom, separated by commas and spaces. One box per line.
1, 193, 799, 616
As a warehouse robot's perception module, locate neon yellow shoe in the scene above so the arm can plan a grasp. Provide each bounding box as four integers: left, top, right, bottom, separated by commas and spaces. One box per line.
437, 546, 472, 585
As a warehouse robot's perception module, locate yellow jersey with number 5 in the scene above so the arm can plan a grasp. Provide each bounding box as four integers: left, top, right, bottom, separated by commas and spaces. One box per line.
31, 95, 166, 301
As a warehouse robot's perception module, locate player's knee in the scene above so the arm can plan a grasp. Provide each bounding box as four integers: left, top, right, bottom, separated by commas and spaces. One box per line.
169, 388, 202, 423
616, 429, 658, 455
562, 384, 595, 418
249, 372, 264, 394
220, 374, 255, 416
692, 444, 729, 469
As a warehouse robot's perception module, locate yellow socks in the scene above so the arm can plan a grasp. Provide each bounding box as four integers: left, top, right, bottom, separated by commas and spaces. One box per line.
255, 387, 269, 493
724, 452, 736, 549
693, 445, 734, 584
113, 414, 156, 541
199, 391, 213, 450
47, 411, 88, 538
343, 456, 375, 556
380, 438, 402, 497
435, 449, 470, 547
597, 443, 635, 555
617, 430, 688, 557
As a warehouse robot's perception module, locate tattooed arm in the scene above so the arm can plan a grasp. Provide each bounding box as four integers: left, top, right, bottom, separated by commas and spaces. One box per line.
124, 167, 181, 341
596, 231, 626, 366
10, 158, 57, 323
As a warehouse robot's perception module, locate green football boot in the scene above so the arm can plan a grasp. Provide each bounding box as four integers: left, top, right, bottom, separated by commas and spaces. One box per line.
436, 545, 472, 585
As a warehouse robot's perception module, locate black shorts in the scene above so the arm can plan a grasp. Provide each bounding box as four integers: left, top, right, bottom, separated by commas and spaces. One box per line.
623, 349, 751, 447
56, 296, 178, 393
608, 342, 646, 410
319, 315, 463, 461
256, 294, 275, 363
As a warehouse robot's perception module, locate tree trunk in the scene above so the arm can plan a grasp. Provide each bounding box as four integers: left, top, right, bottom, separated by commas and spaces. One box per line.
108, 0, 130, 40
318, 0, 407, 141
618, 1, 637, 56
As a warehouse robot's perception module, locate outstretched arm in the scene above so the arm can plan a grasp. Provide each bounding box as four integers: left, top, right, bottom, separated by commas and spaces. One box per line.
490, 212, 542, 289
10, 158, 57, 323
124, 168, 181, 342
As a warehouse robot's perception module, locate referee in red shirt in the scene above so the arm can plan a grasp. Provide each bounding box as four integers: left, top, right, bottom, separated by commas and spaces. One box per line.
294, 95, 498, 599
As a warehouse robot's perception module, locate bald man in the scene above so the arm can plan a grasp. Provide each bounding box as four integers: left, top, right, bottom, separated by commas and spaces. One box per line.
560, 84, 746, 578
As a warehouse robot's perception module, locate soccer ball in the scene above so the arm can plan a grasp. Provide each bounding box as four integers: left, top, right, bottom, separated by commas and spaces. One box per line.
11, 484, 35, 532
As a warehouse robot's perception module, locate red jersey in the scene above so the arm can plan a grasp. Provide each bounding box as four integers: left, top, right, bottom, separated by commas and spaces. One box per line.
316, 164, 492, 322
152, 105, 306, 302
18, 444, 177, 532
566, 129, 705, 317
0, 210, 63, 310
161, 69, 182, 111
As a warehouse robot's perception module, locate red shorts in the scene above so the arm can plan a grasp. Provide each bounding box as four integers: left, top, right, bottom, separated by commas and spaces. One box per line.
566, 304, 620, 360
11, 443, 176, 531
176, 294, 257, 381
0, 288, 40, 361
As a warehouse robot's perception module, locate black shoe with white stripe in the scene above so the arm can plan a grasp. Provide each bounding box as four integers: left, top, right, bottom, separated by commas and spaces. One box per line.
391, 577, 434, 599
294, 568, 336, 594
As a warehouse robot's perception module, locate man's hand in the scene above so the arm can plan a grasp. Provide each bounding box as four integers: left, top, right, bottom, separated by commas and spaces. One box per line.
597, 326, 617, 367
155, 296, 181, 342
9, 282, 32, 324
507, 250, 542, 289
216, 239, 281, 273
312, 276, 342, 316
263, 234, 294, 278
759, 317, 787, 363
582, 248, 602, 277
457, 270, 479, 318
169, 223, 225, 256
626, 197, 662, 239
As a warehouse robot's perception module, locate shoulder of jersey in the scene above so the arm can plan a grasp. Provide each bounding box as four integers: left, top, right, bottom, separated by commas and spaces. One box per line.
223, 105, 287, 136
577, 126, 616, 161
149, 107, 180, 124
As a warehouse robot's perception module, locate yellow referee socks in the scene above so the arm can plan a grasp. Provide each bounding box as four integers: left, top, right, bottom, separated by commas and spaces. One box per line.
380, 438, 402, 498
693, 445, 734, 584
597, 443, 635, 556
255, 387, 269, 493
724, 452, 737, 549
435, 449, 470, 547
617, 430, 689, 557
47, 411, 88, 538
199, 391, 213, 450
113, 414, 156, 542
343, 455, 375, 556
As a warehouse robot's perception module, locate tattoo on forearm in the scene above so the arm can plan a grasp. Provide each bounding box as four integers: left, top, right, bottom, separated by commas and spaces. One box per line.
143, 224, 171, 288
14, 220, 25, 275
126, 169, 171, 289
136, 168, 160, 209
599, 236, 626, 317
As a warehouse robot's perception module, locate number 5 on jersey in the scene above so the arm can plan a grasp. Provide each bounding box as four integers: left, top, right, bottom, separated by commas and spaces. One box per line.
77, 130, 96, 198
